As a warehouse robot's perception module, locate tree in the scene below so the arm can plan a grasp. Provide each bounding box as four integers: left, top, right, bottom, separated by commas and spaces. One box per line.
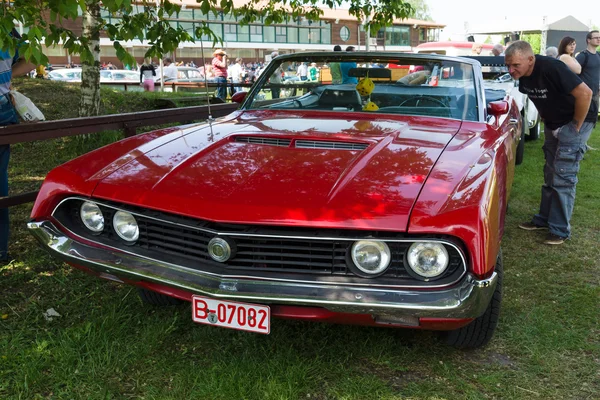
0, 0, 414, 116
521, 33, 541, 55
406, 0, 432, 21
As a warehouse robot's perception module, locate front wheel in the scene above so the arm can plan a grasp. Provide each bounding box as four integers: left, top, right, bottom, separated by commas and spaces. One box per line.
444, 250, 503, 349
527, 120, 540, 141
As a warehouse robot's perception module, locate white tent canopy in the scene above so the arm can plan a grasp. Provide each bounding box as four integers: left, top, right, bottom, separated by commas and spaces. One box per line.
466, 15, 590, 35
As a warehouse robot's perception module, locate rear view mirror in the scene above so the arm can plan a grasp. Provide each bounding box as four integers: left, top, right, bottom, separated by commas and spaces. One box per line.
487, 100, 509, 116
231, 91, 247, 104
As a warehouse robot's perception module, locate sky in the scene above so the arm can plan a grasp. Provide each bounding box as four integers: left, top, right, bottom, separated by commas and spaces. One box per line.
425, 0, 600, 40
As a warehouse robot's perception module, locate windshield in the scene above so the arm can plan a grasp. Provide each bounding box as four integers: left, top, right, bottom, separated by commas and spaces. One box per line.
244, 53, 479, 121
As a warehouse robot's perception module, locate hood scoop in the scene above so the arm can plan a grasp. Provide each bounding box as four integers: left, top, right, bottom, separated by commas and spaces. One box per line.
235, 136, 368, 151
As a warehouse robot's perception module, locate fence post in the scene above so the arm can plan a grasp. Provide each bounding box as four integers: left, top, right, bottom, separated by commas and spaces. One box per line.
123, 123, 137, 137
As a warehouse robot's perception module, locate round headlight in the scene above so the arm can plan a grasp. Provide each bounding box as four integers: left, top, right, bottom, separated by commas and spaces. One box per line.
208, 237, 236, 262
351, 241, 391, 275
113, 211, 139, 242
406, 242, 449, 279
80, 202, 104, 233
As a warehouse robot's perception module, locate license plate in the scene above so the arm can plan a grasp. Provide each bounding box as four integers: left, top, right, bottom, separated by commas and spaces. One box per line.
192, 296, 270, 334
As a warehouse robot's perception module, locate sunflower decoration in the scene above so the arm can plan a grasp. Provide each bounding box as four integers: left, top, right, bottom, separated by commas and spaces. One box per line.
356, 74, 379, 112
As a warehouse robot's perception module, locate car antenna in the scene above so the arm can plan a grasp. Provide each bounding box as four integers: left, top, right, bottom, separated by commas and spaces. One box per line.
200, 39, 215, 135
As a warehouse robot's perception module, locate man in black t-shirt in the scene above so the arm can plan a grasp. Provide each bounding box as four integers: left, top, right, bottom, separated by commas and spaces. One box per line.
505, 41, 593, 245
575, 30, 600, 149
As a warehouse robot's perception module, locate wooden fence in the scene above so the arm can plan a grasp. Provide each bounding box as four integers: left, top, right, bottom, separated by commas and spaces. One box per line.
0, 102, 239, 208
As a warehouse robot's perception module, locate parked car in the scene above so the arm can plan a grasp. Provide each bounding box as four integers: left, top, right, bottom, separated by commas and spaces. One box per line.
162, 66, 206, 82
47, 68, 140, 84
466, 56, 541, 142
47, 68, 81, 81
29, 52, 521, 348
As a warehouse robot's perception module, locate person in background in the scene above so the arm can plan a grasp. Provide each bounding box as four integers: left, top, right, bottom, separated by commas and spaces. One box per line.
330, 45, 342, 84
267, 51, 283, 99
296, 62, 308, 81
340, 46, 357, 84
163, 57, 178, 81
471, 43, 483, 55
545, 46, 559, 58
211, 49, 228, 100
139, 58, 156, 92
558, 36, 581, 74
1, 32, 36, 262
491, 44, 504, 56
308, 62, 319, 82
229, 57, 244, 94
505, 41, 592, 245
575, 30, 600, 150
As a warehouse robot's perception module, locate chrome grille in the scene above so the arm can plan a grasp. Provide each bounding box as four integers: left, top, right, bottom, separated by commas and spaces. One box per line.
56, 199, 465, 283
295, 140, 368, 150
235, 136, 291, 147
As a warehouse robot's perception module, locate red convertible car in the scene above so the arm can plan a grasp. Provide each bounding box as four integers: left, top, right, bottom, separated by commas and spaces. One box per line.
28, 52, 521, 348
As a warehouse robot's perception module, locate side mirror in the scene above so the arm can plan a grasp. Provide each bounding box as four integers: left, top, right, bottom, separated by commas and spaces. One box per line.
231, 91, 247, 104
487, 100, 509, 117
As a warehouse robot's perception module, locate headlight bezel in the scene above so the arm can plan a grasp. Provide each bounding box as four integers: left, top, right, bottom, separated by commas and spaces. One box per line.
347, 240, 392, 278
404, 241, 450, 281
79, 201, 105, 234
112, 210, 140, 243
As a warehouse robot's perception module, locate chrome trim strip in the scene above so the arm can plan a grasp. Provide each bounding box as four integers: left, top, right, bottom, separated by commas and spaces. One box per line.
28, 220, 497, 318
52, 197, 467, 288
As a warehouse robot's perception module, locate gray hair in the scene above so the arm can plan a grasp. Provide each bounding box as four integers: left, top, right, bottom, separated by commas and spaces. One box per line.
505, 41, 533, 57
545, 46, 558, 58
492, 44, 504, 55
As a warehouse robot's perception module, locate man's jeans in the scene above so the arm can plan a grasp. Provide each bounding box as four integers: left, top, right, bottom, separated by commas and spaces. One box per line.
532, 121, 594, 238
0, 93, 19, 260
215, 76, 227, 100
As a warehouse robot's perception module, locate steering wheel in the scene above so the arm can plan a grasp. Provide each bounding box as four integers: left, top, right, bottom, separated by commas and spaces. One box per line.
399, 96, 448, 108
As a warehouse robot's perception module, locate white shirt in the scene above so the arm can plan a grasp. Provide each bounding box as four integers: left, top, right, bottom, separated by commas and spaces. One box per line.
229, 63, 244, 83
297, 63, 308, 77
163, 63, 178, 80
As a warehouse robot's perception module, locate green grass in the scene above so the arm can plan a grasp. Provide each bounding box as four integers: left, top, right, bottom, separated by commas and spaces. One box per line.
1, 80, 599, 399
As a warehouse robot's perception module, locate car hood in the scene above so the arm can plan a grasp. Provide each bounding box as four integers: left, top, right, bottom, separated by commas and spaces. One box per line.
92, 112, 462, 231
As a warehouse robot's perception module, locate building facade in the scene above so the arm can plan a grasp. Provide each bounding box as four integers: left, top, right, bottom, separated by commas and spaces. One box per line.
17, 0, 444, 66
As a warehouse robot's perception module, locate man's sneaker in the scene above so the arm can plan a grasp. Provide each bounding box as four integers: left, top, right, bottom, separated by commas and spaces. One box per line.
544, 233, 566, 245
518, 221, 547, 231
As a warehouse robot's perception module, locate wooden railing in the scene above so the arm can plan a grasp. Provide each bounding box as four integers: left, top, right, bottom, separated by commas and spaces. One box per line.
0, 102, 239, 208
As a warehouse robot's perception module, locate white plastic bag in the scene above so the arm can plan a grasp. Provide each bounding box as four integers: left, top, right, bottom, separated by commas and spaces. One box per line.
10, 90, 45, 122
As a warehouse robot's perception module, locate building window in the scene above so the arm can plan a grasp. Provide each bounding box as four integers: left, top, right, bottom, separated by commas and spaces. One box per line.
383, 26, 410, 46
276, 26, 287, 43
224, 24, 237, 42
250, 25, 262, 42
238, 25, 249, 42
264, 26, 275, 42
427, 29, 440, 42
209, 23, 222, 39
309, 28, 320, 43
299, 28, 310, 43
288, 27, 298, 43
419, 28, 426, 41
340, 26, 350, 42
322, 23, 331, 44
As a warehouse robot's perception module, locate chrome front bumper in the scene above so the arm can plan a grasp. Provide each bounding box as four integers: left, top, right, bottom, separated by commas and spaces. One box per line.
28, 220, 498, 319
